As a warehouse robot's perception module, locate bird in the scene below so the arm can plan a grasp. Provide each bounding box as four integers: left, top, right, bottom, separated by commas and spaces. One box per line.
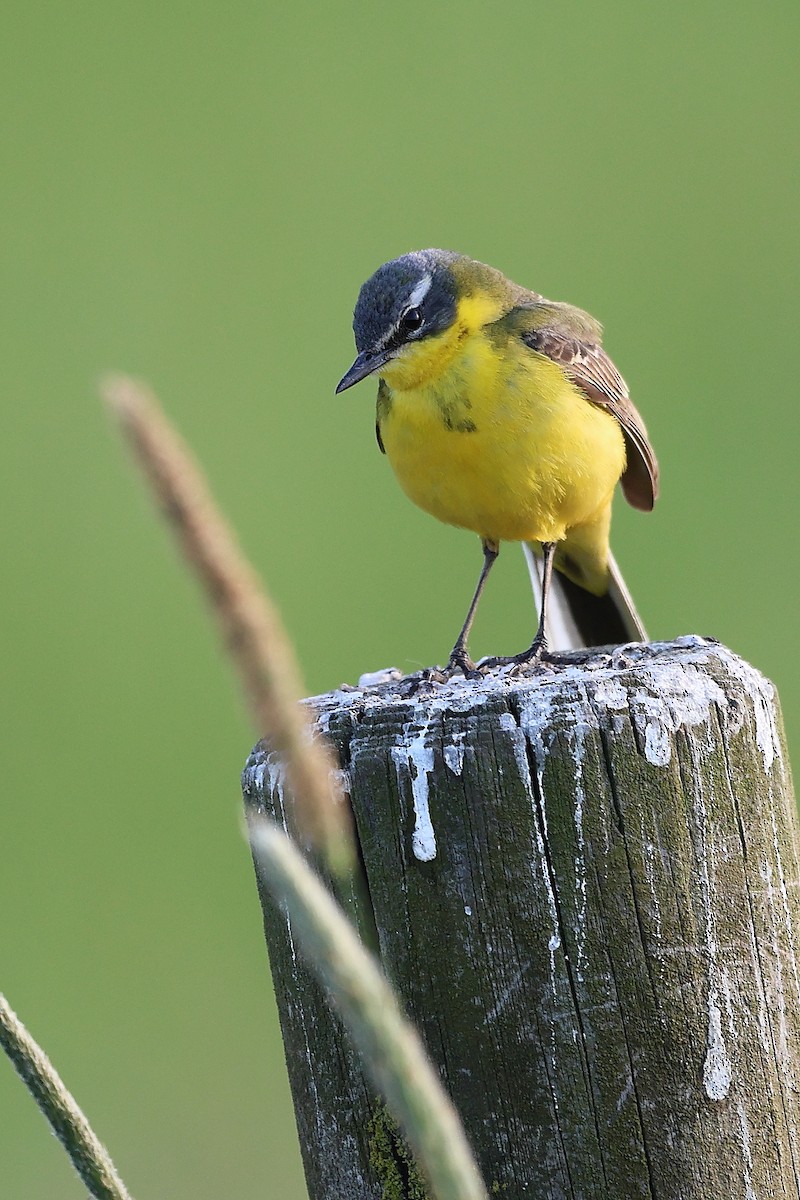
335, 249, 659, 677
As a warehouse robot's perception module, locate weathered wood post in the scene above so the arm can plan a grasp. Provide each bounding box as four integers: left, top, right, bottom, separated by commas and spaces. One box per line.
242, 637, 800, 1199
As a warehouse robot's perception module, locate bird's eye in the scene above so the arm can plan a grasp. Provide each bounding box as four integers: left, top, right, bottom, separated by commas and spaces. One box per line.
400, 306, 423, 333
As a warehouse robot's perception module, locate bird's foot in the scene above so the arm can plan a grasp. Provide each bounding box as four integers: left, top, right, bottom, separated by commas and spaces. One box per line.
400, 663, 464, 697
415, 647, 481, 687
480, 635, 550, 675
445, 647, 482, 680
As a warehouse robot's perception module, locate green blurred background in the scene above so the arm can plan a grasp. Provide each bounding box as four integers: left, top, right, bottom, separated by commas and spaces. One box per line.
2, 2, 798, 1196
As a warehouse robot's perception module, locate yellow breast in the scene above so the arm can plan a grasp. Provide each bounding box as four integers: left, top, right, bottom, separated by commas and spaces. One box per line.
378, 327, 626, 547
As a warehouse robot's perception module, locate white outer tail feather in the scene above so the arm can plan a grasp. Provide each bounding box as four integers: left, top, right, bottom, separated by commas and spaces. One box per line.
606, 550, 648, 642
522, 543, 648, 651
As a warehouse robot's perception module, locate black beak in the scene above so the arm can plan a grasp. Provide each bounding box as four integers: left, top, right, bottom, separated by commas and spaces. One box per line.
335, 348, 392, 394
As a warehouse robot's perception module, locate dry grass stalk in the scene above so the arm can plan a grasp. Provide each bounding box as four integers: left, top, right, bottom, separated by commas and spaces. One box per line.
102, 374, 353, 872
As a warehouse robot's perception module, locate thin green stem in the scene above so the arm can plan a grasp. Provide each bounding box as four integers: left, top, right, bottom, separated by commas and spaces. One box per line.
250, 817, 488, 1200
0, 992, 133, 1200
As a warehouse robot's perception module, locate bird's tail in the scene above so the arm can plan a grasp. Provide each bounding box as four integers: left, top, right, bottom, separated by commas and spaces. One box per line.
522, 543, 647, 651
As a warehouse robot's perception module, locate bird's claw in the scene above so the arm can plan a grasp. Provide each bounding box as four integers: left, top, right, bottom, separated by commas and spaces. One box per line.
480, 637, 549, 675
414, 649, 481, 687
445, 649, 482, 680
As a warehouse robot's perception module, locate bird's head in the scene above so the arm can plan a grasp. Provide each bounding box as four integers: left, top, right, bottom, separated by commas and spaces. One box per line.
336, 249, 515, 393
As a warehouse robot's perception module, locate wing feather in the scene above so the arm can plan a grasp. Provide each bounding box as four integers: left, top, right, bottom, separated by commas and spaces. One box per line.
521, 317, 659, 512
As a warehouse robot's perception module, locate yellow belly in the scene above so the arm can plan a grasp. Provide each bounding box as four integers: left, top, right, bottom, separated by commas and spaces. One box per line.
378, 335, 626, 549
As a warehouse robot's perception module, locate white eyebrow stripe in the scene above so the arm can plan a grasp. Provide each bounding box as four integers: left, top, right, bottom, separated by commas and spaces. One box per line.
374, 272, 435, 351
406, 273, 433, 309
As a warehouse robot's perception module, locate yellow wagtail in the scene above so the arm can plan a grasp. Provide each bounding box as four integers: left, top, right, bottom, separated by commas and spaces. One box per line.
336, 250, 659, 676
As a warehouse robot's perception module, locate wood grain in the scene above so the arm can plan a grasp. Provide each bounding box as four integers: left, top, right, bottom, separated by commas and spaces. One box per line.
243, 638, 800, 1199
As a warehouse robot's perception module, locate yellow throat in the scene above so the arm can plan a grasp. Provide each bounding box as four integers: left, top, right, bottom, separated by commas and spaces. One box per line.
376, 292, 626, 593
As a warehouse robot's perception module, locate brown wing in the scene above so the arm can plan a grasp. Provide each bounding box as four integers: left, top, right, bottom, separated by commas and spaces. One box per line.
523, 325, 659, 512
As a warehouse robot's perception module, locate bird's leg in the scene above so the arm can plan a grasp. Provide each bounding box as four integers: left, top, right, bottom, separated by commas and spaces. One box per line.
443, 539, 499, 677
515, 539, 555, 662
482, 541, 556, 670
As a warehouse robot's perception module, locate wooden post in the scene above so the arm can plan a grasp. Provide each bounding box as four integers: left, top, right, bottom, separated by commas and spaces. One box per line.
242, 637, 800, 1199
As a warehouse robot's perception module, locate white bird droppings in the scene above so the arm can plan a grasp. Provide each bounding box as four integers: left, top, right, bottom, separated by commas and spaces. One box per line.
703, 1002, 733, 1100
721, 652, 782, 773
631, 664, 727, 768
393, 724, 437, 862
592, 677, 629, 709
357, 667, 403, 688
444, 735, 465, 776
